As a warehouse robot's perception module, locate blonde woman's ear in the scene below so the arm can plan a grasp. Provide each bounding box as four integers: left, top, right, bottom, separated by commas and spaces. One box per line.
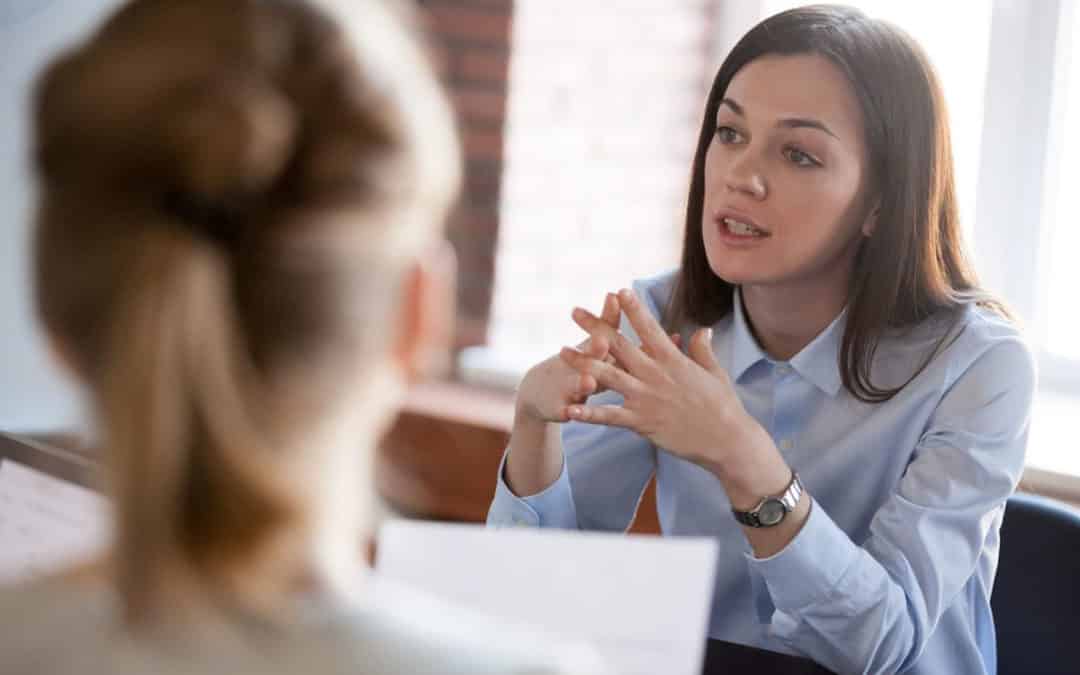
393, 242, 457, 382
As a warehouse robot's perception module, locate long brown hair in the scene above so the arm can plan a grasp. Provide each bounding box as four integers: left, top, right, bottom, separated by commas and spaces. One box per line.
32, 0, 459, 623
667, 4, 1007, 402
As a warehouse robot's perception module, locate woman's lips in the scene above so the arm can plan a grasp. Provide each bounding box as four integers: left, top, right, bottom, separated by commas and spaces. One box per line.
713, 210, 771, 245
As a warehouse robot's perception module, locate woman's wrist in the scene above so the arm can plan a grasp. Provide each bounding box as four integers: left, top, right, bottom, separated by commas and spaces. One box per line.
513, 400, 548, 429
702, 414, 791, 510
722, 458, 795, 512
506, 405, 563, 498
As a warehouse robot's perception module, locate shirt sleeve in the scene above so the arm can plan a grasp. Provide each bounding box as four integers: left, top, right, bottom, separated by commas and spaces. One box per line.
486, 446, 579, 529
485, 390, 658, 531
746, 337, 1036, 674
487, 278, 665, 532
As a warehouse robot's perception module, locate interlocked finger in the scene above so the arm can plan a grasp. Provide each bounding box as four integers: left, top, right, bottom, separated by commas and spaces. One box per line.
572, 306, 658, 379
566, 402, 636, 429
559, 345, 642, 398
617, 289, 680, 363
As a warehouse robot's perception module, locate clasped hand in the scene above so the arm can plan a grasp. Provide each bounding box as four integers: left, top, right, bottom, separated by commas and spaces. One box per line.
559, 289, 771, 477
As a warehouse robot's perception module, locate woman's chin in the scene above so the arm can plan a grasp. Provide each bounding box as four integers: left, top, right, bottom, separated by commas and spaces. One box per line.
707, 264, 772, 287
705, 249, 772, 286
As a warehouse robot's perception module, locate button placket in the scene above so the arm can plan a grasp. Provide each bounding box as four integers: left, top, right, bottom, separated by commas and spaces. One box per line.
771, 363, 798, 456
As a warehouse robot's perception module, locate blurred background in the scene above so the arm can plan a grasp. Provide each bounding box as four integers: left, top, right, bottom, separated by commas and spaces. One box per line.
1, 1, 1077, 523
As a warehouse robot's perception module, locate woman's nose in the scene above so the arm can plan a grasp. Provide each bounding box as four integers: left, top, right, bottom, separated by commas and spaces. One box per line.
724, 156, 767, 200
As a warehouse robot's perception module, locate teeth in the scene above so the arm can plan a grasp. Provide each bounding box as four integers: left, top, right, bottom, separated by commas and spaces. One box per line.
723, 217, 765, 237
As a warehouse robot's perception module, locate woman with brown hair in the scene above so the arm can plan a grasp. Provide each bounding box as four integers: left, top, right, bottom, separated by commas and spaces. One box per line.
490, 5, 1035, 674
0, 1, 599, 673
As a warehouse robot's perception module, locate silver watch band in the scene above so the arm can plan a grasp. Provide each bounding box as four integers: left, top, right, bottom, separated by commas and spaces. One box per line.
731, 472, 803, 528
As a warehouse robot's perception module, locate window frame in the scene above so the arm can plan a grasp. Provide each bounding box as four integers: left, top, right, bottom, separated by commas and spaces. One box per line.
975, 0, 1080, 399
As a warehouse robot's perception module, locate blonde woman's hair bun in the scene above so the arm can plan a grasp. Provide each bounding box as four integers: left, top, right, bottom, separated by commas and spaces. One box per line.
165, 74, 297, 214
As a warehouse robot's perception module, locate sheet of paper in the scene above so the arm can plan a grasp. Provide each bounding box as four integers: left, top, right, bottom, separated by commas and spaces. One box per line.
376, 521, 718, 675
0, 459, 110, 584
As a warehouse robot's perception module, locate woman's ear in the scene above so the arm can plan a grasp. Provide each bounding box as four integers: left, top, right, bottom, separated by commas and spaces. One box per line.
393, 241, 457, 382
861, 197, 881, 238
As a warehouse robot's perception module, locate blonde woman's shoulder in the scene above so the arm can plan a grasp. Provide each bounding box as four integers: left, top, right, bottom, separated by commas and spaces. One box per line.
0, 580, 115, 675
0, 578, 610, 675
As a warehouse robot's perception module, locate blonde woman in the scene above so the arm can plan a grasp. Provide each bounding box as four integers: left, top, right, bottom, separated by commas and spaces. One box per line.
0, 1, 600, 673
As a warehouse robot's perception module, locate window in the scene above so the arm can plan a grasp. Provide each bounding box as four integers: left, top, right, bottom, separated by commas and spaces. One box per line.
1029, 0, 1080, 475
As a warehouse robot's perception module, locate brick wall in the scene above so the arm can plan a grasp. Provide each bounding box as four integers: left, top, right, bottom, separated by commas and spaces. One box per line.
489, 0, 716, 367
419, 0, 514, 348
420, 0, 716, 360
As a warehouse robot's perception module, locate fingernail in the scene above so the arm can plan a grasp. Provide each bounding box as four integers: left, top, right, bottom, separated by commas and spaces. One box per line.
706, 327, 714, 341
619, 288, 634, 303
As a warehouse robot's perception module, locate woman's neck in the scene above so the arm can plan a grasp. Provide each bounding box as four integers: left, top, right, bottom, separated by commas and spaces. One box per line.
739, 277, 849, 361
303, 372, 404, 607
306, 435, 378, 606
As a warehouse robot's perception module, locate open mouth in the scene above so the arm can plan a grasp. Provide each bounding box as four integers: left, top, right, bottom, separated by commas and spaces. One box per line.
720, 216, 769, 238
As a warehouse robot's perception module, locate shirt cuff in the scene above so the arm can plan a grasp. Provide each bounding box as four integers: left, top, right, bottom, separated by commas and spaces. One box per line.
486, 447, 579, 529
744, 498, 861, 612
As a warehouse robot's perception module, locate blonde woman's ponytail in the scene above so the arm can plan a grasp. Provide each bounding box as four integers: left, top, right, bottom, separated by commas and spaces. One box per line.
103, 227, 295, 623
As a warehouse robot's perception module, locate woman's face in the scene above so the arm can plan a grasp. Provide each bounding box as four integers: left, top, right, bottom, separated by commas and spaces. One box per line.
701, 54, 876, 292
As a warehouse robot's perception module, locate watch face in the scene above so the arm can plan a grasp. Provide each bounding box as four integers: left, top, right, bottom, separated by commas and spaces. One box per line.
758, 499, 786, 526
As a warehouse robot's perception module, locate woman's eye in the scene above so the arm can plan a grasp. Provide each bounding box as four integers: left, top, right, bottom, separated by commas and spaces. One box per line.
784, 147, 820, 167
715, 126, 741, 144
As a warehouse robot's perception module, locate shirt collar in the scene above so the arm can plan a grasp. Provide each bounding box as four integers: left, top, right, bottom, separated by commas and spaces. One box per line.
728, 287, 846, 397
729, 287, 769, 383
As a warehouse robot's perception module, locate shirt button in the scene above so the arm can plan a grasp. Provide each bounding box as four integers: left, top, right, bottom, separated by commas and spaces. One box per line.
511, 516, 530, 527
779, 439, 794, 451
775, 364, 791, 376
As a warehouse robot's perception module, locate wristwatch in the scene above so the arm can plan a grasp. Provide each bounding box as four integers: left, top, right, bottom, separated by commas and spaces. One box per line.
731, 472, 803, 528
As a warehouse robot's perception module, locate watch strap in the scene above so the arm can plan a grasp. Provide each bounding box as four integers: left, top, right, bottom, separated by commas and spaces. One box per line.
731, 472, 803, 528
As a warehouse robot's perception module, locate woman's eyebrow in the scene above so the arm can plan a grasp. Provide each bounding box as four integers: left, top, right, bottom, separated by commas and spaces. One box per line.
720, 97, 839, 140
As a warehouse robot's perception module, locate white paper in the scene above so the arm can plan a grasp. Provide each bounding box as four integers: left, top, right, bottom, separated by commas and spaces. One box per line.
376, 521, 718, 675
0, 459, 110, 584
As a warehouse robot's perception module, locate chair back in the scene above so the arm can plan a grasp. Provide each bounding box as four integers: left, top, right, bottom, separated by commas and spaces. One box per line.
992, 492, 1080, 675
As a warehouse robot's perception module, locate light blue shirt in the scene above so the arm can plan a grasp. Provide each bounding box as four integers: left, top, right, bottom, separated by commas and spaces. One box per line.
488, 271, 1036, 674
